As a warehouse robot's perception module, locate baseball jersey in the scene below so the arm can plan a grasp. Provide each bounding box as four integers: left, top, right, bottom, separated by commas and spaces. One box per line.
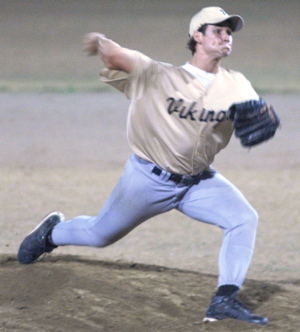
100, 51, 259, 175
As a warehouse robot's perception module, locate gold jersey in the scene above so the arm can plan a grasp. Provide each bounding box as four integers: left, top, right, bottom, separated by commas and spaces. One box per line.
100, 51, 259, 175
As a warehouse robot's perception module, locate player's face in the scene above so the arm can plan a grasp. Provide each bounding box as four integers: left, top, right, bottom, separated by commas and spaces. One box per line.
200, 24, 233, 58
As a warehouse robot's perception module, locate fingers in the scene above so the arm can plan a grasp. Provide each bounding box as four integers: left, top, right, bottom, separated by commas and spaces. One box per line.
83, 32, 106, 56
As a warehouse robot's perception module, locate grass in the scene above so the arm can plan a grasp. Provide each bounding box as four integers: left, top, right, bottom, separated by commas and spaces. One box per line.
0, 80, 114, 94
1, 79, 299, 94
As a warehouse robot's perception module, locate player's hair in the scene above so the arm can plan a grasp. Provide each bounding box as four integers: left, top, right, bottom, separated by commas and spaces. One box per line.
187, 24, 208, 55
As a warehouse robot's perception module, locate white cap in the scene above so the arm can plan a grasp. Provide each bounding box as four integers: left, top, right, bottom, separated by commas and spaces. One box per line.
189, 7, 244, 37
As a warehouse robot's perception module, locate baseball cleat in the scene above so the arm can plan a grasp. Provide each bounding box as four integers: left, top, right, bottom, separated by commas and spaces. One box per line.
203, 293, 269, 325
17, 212, 64, 264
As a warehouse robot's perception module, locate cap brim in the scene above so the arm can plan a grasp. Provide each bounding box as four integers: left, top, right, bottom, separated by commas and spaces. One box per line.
212, 15, 244, 32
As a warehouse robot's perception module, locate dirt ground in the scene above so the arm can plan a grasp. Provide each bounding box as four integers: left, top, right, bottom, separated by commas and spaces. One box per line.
1, 92, 299, 332
1, 1, 300, 331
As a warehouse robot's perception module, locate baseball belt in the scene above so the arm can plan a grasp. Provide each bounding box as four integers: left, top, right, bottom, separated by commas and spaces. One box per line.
151, 166, 215, 186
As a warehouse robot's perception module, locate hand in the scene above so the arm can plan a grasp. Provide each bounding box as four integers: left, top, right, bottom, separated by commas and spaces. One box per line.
83, 32, 106, 56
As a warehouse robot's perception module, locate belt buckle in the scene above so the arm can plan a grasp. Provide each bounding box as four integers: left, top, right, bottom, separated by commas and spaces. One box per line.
169, 173, 181, 184
181, 174, 193, 186
169, 173, 195, 186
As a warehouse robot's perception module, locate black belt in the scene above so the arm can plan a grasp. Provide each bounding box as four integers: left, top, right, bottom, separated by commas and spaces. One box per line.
152, 166, 215, 186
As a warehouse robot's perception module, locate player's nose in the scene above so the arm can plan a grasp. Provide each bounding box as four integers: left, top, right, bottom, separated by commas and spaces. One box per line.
221, 31, 230, 41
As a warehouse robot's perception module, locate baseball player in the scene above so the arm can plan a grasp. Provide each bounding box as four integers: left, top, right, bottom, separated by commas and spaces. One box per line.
18, 7, 279, 325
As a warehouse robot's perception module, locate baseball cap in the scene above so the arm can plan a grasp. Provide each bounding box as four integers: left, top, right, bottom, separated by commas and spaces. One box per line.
189, 7, 244, 37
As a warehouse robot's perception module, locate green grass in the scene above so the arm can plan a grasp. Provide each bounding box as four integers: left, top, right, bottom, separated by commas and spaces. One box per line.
0, 79, 114, 94
1, 78, 299, 94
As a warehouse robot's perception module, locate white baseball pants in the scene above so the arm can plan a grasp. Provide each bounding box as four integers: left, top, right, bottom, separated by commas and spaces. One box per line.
52, 154, 258, 287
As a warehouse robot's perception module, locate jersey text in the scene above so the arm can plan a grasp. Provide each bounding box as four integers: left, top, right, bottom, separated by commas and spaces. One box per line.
166, 97, 228, 123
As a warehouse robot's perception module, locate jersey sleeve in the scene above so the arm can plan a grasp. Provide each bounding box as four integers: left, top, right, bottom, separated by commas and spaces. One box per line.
99, 51, 157, 100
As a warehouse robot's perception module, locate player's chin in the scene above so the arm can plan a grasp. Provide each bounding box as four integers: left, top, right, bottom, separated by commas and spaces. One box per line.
221, 48, 232, 57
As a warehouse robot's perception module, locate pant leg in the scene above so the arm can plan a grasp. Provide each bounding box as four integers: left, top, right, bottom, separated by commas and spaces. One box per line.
52, 155, 180, 247
177, 171, 258, 288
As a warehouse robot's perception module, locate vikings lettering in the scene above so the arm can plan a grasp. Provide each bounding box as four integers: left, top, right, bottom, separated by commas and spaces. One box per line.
166, 97, 228, 123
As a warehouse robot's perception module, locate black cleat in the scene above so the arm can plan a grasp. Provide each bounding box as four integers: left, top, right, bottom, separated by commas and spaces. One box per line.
203, 293, 269, 325
18, 212, 64, 264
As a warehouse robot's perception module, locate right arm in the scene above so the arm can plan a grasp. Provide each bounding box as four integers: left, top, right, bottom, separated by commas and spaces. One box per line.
83, 32, 136, 74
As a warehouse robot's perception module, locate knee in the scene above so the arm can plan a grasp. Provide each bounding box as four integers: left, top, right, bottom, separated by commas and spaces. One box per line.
224, 206, 258, 249
89, 236, 113, 248
244, 206, 259, 229
88, 231, 121, 248
227, 204, 258, 231
234, 205, 258, 236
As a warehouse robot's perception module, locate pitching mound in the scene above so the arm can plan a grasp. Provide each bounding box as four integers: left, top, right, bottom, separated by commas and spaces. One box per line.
1, 254, 299, 332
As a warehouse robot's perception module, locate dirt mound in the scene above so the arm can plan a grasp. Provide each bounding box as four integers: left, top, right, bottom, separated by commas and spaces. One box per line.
1, 254, 299, 332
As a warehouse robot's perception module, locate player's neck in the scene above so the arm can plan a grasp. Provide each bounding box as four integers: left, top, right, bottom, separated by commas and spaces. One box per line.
190, 55, 220, 74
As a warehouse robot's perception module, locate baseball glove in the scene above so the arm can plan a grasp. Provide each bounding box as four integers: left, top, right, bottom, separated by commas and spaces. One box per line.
229, 99, 280, 147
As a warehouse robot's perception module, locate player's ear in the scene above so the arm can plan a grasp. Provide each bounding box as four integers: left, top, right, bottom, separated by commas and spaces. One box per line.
193, 31, 203, 44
